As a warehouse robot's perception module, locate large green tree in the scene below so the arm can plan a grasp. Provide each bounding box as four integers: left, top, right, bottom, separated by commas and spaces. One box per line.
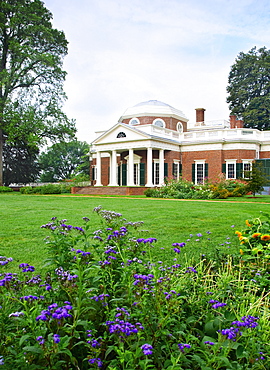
3, 139, 40, 185
0, 0, 76, 185
39, 140, 90, 182
227, 46, 270, 130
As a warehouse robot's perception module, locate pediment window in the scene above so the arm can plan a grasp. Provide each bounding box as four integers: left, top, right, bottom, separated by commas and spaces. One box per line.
117, 132, 126, 138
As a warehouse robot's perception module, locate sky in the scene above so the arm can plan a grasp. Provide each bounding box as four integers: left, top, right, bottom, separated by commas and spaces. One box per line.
43, 0, 270, 143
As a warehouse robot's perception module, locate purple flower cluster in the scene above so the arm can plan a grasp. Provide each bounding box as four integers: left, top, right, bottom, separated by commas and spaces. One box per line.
172, 242, 186, 253
141, 343, 153, 355
106, 318, 144, 336
136, 237, 157, 244
178, 343, 191, 353
19, 263, 35, 272
185, 267, 197, 274
0, 272, 17, 287
36, 336, 45, 345
107, 226, 128, 240
163, 290, 179, 300
36, 302, 72, 322
231, 315, 259, 328
20, 295, 44, 302
115, 307, 130, 317
55, 267, 78, 281
0, 256, 13, 266
219, 327, 241, 341
88, 358, 103, 368
90, 293, 110, 302
208, 299, 227, 309
133, 273, 154, 288
53, 333, 61, 343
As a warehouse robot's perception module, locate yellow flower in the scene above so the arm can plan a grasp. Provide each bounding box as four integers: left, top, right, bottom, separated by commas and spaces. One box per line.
245, 220, 252, 227
261, 235, 270, 241
240, 249, 244, 255
235, 231, 242, 238
252, 233, 261, 238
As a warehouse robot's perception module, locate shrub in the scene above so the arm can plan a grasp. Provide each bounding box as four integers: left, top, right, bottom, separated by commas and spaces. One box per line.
0, 186, 13, 193
0, 207, 269, 369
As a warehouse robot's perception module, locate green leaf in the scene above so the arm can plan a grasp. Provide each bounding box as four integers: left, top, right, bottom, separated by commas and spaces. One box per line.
23, 346, 43, 354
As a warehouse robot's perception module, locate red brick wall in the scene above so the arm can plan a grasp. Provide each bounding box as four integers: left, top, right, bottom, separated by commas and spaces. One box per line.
182, 149, 257, 182
120, 116, 187, 132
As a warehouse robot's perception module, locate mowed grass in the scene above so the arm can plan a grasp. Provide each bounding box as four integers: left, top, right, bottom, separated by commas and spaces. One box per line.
1, 193, 270, 269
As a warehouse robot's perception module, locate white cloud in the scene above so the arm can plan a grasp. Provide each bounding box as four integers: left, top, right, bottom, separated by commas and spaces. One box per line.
43, 0, 270, 142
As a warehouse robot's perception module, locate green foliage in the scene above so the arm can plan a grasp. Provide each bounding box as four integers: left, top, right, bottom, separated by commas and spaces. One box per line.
0, 185, 13, 192
245, 162, 268, 196
3, 140, 40, 185
227, 46, 270, 130
0, 0, 76, 184
20, 184, 71, 194
0, 208, 269, 369
39, 141, 90, 182
145, 178, 247, 200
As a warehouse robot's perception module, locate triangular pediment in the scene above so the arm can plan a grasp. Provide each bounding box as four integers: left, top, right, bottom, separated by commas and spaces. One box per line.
92, 123, 151, 145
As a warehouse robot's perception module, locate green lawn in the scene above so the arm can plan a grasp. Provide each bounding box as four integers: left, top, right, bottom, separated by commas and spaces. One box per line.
1, 193, 270, 269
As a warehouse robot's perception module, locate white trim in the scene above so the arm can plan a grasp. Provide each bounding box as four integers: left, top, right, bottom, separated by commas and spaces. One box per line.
194, 160, 205, 185
225, 160, 236, 180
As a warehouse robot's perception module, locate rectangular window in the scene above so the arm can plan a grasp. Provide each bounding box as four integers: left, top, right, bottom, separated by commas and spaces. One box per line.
196, 163, 204, 184
242, 161, 252, 178
173, 161, 180, 180
194, 161, 205, 184
226, 162, 236, 179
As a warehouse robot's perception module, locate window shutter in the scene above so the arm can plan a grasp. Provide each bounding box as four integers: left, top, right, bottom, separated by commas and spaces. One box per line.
236, 163, 242, 179
222, 163, 226, 174
179, 163, 182, 176
173, 163, 177, 177
122, 164, 127, 186
205, 163, 208, 178
192, 163, 195, 183
164, 163, 168, 177
140, 163, 145, 186
91, 167, 95, 181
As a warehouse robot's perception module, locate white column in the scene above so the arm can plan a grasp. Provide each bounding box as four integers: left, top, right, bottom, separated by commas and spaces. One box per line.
145, 147, 153, 187
109, 150, 118, 186
95, 151, 102, 186
128, 148, 134, 186
159, 149, 164, 186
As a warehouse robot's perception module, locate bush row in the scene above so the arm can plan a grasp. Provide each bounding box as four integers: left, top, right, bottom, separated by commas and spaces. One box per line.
20, 183, 72, 194
145, 178, 248, 199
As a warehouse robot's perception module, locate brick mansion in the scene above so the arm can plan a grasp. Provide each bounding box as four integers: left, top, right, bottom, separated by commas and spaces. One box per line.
88, 100, 270, 191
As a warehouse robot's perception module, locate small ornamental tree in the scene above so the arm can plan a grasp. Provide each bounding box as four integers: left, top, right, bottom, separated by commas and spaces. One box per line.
245, 162, 268, 196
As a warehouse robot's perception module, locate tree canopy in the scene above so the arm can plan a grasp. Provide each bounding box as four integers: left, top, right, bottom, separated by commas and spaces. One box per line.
39, 140, 90, 182
3, 140, 40, 185
227, 46, 270, 130
0, 0, 76, 185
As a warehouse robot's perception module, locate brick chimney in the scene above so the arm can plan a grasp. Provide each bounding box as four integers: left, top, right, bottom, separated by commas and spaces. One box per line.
195, 108, 205, 126
230, 115, 244, 128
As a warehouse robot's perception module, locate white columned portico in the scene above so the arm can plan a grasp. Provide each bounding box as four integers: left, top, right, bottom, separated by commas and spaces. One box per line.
145, 147, 153, 187
95, 151, 102, 186
108, 150, 118, 186
159, 149, 164, 185
127, 148, 135, 186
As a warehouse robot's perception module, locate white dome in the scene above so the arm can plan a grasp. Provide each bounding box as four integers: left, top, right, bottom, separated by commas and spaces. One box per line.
120, 100, 188, 121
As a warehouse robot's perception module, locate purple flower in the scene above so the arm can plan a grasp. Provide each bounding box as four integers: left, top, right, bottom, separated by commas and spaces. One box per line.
53, 334, 60, 343
219, 327, 241, 341
185, 267, 197, 273
88, 358, 102, 368
178, 343, 191, 352
141, 343, 153, 355
36, 336, 45, 345
9, 311, 24, 317
231, 315, 259, 328
204, 341, 215, 345
208, 300, 227, 309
